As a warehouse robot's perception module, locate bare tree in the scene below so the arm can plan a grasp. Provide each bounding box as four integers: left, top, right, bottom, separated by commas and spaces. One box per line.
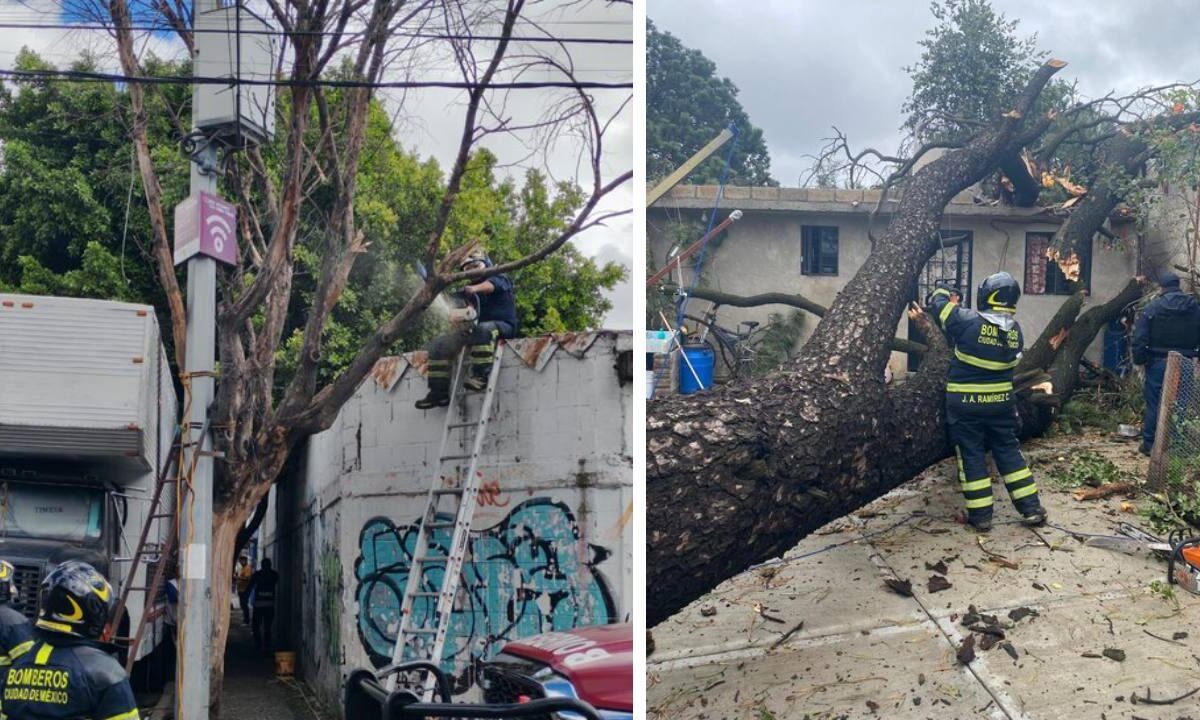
94, 0, 631, 707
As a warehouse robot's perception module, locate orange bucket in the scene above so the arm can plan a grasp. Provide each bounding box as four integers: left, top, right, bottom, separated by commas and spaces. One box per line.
274, 651, 296, 677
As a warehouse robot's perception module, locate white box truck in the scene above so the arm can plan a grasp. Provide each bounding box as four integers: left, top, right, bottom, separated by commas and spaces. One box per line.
0, 294, 177, 680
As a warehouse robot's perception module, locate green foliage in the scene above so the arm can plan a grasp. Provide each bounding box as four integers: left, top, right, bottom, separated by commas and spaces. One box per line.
1143, 444, 1200, 534
1148, 579, 1180, 607
0, 49, 624, 389
647, 19, 776, 186
1051, 380, 1143, 436
1045, 450, 1132, 489
752, 311, 805, 375
903, 0, 1048, 144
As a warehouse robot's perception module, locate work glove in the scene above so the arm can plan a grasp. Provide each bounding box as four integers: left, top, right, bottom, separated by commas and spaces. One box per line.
924, 284, 955, 310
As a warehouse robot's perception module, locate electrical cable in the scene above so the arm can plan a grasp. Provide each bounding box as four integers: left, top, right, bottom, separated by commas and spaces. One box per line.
0, 20, 632, 43
0, 67, 631, 89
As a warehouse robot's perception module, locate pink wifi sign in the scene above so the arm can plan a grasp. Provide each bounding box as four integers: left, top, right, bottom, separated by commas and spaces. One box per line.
173, 192, 238, 266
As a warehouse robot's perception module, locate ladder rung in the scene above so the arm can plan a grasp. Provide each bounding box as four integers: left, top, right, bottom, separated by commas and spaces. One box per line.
431, 488, 463, 495
410, 592, 441, 598
440, 454, 473, 461
414, 556, 449, 563
406, 628, 438, 634
151, 513, 173, 519
446, 422, 477, 429
425, 522, 456, 530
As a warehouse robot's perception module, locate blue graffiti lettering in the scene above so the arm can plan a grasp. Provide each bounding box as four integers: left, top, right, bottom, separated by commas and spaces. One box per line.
353, 498, 617, 692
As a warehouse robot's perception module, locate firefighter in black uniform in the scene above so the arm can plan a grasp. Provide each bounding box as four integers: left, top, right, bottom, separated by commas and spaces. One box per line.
1, 561, 140, 720
1131, 270, 1200, 455
924, 272, 1047, 532
417, 252, 519, 409
0, 561, 34, 668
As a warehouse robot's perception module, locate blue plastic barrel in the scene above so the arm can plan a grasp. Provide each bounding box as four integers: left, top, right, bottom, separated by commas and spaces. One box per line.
678, 345, 715, 394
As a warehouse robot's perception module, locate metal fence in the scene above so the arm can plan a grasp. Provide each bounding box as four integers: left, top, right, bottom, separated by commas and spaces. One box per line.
1147, 352, 1200, 494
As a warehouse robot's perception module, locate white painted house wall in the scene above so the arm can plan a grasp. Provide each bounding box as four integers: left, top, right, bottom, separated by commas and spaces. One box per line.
259, 332, 633, 712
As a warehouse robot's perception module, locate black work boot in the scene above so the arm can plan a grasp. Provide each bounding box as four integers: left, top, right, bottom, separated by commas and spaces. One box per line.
1019, 503, 1048, 527
964, 518, 993, 535
415, 390, 450, 409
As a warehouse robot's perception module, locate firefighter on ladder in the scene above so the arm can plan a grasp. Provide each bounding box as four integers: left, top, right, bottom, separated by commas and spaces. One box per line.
417, 252, 519, 409
919, 272, 1048, 532
0, 561, 33, 666
1, 561, 140, 720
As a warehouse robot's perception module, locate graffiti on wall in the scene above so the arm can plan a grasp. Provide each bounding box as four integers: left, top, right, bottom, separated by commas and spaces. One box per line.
353, 497, 617, 690
321, 547, 343, 665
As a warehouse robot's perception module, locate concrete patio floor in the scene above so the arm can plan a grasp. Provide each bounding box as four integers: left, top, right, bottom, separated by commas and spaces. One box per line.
648, 435, 1200, 720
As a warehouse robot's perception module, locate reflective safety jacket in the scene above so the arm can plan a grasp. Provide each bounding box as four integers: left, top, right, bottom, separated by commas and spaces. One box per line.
0, 605, 34, 667
0, 632, 139, 720
927, 288, 1023, 410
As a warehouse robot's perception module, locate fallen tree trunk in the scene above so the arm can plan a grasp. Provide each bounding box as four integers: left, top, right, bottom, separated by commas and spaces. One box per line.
647, 60, 1069, 625
685, 286, 929, 355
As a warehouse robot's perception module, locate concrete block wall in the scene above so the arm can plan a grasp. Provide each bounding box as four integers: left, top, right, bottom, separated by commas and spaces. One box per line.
261, 331, 632, 712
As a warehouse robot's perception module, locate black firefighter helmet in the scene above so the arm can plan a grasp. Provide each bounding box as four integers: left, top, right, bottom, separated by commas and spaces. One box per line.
978, 272, 1021, 312
36, 561, 114, 639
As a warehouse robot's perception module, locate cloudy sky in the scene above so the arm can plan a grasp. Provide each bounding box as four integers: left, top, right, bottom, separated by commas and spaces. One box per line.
649, 0, 1200, 187
0, 0, 633, 327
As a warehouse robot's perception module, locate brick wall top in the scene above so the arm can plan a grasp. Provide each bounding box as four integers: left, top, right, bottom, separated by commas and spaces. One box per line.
655, 185, 1059, 220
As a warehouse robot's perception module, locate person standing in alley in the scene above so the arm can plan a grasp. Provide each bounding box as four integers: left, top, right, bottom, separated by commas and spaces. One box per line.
248, 558, 279, 652
1131, 270, 1200, 455
234, 554, 253, 625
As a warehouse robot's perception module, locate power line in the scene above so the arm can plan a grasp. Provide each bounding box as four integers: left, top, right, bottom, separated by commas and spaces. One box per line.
0, 20, 632, 43
0, 67, 632, 90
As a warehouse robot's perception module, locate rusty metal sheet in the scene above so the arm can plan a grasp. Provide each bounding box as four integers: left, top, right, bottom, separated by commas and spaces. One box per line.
508, 335, 558, 371
369, 351, 430, 392
369, 356, 404, 392
507, 331, 622, 372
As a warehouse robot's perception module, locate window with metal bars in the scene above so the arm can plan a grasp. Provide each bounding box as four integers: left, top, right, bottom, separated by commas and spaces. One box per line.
801, 226, 839, 276
1025, 232, 1091, 295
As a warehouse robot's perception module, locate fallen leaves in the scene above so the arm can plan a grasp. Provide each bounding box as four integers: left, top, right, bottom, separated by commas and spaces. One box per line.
927, 575, 953, 593
884, 577, 914, 597
956, 634, 976, 664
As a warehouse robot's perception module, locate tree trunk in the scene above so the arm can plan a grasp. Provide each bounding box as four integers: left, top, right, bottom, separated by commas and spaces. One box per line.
647, 61, 1071, 626
207, 507, 243, 718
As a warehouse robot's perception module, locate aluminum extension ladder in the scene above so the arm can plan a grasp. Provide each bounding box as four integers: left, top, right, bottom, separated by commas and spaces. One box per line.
384, 344, 505, 697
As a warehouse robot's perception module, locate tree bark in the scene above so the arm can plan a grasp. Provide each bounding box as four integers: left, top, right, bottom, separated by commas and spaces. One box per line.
647, 60, 1069, 626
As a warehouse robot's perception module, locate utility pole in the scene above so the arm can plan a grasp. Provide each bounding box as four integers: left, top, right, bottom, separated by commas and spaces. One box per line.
177, 0, 219, 716
173, 2, 273, 714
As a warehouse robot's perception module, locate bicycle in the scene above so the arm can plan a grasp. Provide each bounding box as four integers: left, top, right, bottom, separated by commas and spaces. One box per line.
683, 303, 770, 380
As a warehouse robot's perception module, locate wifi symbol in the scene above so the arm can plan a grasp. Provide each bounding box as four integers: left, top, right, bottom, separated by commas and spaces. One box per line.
205, 214, 233, 254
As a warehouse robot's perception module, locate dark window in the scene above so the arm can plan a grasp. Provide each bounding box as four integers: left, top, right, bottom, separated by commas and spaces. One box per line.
1025, 232, 1091, 295
801, 226, 839, 276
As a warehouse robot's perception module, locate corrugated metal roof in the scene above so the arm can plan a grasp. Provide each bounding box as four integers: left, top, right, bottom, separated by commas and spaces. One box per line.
369, 330, 630, 390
